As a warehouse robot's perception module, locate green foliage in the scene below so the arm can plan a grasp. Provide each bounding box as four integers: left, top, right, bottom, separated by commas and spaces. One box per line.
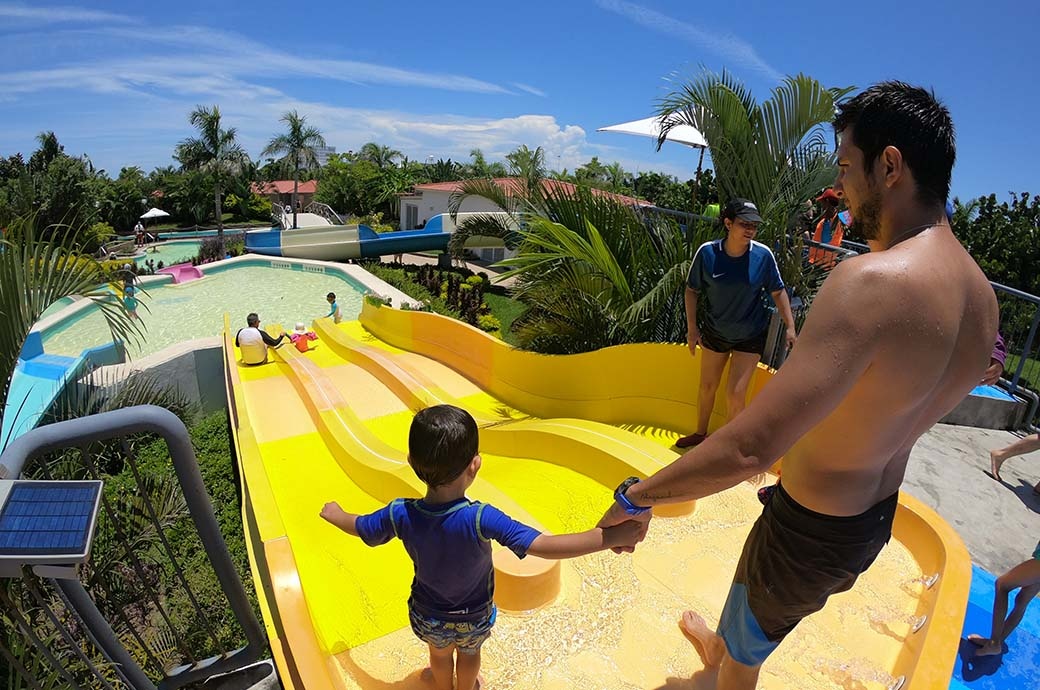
476, 313, 501, 333
197, 233, 244, 262
84, 221, 115, 253
953, 192, 1040, 295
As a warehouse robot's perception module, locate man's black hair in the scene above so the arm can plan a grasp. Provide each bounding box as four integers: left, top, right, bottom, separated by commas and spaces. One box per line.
833, 81, 955, 206
408, 405, 479, 487
247, 312, 259, 326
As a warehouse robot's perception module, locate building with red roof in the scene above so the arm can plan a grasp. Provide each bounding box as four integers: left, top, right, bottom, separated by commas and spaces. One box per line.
250, 180, 319, 210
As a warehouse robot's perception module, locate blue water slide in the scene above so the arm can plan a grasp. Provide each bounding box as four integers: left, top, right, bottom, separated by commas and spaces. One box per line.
355, 222, 451, 258
1, 332, 125, 449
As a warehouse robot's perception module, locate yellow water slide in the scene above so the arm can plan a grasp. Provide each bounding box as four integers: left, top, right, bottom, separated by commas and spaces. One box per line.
223, 304, 970, 690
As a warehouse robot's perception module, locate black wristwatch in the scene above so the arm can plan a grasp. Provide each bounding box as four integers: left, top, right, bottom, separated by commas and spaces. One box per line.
614, 476, 651, 515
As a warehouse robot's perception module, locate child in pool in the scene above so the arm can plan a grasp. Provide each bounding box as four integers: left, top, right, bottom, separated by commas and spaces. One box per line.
289, 322, 318, 352
326, 292, 342, 323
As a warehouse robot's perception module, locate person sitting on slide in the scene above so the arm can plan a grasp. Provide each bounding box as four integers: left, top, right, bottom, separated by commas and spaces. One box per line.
235, 312, 287, 365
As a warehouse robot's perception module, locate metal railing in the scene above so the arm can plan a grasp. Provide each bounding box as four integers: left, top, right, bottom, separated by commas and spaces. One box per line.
305, 202, 343, 226
0, 406, 265, 690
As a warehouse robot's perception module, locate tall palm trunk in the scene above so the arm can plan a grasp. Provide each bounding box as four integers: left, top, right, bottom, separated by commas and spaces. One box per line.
292, 153, 299, 229
214, 180, 224, 256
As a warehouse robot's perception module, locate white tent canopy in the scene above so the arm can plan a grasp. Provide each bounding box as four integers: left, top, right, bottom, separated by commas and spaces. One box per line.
139, 207, 170, 219
596, 116, 708, 150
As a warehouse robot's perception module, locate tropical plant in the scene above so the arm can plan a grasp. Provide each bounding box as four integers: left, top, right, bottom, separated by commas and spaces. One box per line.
656, 70, 854, 297
262, 111, 326, 229
0, 215, 144, 451
174, 106, 248, 255
358, 142, 401, 170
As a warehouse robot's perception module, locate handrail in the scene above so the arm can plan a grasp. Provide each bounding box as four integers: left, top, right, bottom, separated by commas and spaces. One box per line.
305, 202, 343, 225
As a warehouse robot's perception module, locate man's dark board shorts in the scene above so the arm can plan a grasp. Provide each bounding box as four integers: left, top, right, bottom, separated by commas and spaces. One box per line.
717, 482, 898, 666
699, 325, 767, 356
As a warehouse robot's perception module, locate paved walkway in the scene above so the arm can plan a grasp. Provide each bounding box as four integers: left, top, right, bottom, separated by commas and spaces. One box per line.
393, 252, 518, 288
904, 423, 1039, 575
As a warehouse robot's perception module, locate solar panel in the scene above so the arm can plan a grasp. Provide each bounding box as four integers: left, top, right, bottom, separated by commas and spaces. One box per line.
0, 481, 103, 561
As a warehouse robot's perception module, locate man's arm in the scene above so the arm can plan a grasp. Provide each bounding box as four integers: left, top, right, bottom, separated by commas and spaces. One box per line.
259, 329, 284, 346
614, 259, 887, 513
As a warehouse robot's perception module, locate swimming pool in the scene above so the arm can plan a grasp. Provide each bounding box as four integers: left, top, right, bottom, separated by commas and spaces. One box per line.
43, 261, 367, 358
133, 240, 201, 266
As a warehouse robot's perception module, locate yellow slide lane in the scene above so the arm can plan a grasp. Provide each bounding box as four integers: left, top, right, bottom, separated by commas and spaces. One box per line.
226, 306, 970, 690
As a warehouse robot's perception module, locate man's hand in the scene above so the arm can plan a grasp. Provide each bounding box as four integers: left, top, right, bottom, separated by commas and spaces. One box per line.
980, 360, 1003, 386
596, 501, 651, 554
785, 326, 797, 351
687, 328, 701, 356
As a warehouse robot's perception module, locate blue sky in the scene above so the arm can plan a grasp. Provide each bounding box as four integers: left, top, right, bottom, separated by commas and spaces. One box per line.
1, 0, 1036, 201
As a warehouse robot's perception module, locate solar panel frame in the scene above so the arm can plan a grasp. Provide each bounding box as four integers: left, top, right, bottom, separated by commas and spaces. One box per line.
0, 480, 103, 566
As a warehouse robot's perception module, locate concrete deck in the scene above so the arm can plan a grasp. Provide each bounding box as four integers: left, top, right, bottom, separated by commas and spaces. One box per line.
904, 423, 1040, 575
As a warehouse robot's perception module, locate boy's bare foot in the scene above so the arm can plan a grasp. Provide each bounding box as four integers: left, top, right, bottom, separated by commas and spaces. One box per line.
990, 450, 1005, 482
419, 667, 434, 683
974, 639, 1003, 657
679, 610, 724, 667
967, 633, 987, 646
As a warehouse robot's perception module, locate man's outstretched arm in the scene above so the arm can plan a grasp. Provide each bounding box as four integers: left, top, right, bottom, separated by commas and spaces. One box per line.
602, 259, 888, 523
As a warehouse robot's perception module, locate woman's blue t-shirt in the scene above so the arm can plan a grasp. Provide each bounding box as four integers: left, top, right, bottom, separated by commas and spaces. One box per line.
687, 239, 785, 342
355, 497, 540, 622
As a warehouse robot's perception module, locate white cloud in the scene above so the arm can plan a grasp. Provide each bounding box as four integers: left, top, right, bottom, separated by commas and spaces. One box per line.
0, 3, 136, 24
595, 0, 783, 83
512, 82, 548, 98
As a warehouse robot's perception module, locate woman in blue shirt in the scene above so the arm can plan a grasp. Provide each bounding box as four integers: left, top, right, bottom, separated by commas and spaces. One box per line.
676, 198, 797, 448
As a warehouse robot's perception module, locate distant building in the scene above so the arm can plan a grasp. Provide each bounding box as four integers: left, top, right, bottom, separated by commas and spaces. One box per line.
250, 180, 318, 210
399, 177, 650, 263
313, 145, 337, 167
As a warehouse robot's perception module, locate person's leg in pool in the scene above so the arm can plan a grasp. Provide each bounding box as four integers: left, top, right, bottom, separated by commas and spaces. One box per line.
679, 611, 761, 689
989, 433, 1040, 481
725, 350, 761, 421
969, 558, 1040, 656
426, 642, 455, 690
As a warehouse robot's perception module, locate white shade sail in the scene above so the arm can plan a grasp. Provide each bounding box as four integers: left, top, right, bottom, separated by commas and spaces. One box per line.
596, 116, 708, 150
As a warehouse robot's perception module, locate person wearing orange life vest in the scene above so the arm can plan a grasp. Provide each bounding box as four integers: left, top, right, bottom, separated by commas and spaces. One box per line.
808, 188, 846, 268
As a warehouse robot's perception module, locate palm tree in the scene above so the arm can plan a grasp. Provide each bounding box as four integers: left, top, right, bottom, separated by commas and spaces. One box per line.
358, 143, 401, 170
505, 145, 546, 197
1, 215, 143, 451
261, 111, 325, 229
174, 106, 248, 255
655, 70, 854, 297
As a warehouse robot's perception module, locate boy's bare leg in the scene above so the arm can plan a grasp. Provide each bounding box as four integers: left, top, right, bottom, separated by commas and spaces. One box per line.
680, 611, 762, 689
989, 433, 1040, 481
455, 648, 482, 690
426, 644, 455, 690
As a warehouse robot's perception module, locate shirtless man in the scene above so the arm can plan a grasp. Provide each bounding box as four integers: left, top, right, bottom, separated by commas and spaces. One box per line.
598, 81, 999, 688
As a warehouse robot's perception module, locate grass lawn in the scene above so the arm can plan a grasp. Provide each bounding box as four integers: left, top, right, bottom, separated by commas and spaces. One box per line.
485, 293, 524, 347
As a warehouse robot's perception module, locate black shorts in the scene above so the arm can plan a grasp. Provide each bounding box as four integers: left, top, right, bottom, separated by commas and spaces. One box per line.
698, 325, 767, 356
717, 482, 898, 666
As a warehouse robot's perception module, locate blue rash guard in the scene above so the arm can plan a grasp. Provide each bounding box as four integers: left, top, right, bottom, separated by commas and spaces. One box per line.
687, 239, 785, 342
355, 497, 541, 622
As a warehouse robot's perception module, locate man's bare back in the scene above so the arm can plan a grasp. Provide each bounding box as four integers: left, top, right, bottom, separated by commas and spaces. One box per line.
781, 226, 998, 515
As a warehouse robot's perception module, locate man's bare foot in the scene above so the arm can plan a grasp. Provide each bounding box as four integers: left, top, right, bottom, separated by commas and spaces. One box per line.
974, 639, 1003, 657
990, 450, 1005, 482
679, 610, 724, 667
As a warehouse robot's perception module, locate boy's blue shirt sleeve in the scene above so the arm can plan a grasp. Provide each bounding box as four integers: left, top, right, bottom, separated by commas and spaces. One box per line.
475, 504, 541, 558
326, 302, 338, 317
355, 503, 398, 547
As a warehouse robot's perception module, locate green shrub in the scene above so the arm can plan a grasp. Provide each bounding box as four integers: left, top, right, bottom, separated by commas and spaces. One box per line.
477, 314, 501, 332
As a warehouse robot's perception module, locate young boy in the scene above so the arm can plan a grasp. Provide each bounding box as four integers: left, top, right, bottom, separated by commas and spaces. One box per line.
320, 404, 642, 690
123, 285, 139, 320
326, 292, 342, 324
968, 541, 1040, 657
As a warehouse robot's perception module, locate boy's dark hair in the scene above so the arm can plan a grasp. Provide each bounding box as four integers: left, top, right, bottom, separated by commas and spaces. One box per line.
327, 292, 336, 300
408, 405, 479, 487
833, 81, 955, 206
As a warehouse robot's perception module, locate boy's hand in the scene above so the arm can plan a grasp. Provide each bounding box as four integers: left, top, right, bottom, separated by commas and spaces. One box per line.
597, 501, 652, 553
320, 501, 346, 523
602, 519, 647, 552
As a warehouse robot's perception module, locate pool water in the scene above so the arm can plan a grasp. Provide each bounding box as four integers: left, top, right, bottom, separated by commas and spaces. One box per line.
43, 265, 365, 358
133, 240, 201, 266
